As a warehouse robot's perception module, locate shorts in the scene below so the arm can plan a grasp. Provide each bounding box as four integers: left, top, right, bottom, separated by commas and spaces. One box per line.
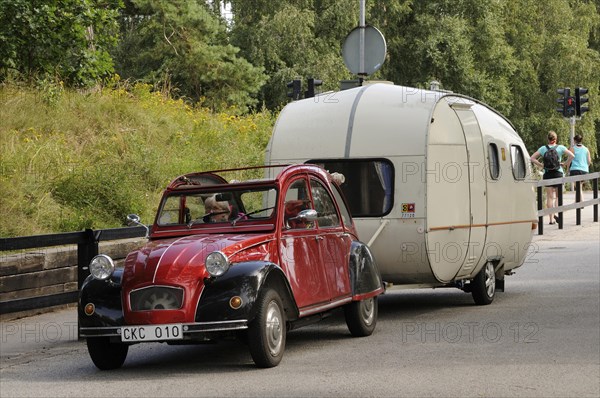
543, 170, 563, 188
569, 169, 587, 176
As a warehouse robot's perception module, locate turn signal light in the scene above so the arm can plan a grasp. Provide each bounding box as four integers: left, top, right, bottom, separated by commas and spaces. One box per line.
84, 303, 95, 316
229, 296, 243, 309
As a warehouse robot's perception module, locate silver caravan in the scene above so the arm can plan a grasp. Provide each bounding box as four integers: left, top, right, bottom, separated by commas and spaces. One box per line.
266, 83, 537, 305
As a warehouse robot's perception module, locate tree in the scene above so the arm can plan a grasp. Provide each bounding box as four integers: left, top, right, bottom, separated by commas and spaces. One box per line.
229, 0, 358, 109
0, 0, 123, 87
374, 0, 517, 113
114, 0, 265, 112
229, 0, 598, 156
502, 0, 599, 156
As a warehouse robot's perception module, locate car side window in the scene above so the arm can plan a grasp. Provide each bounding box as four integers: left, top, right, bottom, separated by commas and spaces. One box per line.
330, 184, 352, 227
310, 179, 340, 228
283, 178, 314, 229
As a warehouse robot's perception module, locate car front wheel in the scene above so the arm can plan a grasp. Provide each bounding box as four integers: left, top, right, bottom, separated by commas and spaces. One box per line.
248, 288, 286, 368
86, 337, 128, 370
344, 296, 378, 337
471, 261, 496, 305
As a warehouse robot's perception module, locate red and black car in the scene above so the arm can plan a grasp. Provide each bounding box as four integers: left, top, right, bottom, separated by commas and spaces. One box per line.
79, 164, 383, 368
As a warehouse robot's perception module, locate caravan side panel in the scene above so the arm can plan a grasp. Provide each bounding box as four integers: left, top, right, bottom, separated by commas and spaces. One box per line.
472, 105, 536, 272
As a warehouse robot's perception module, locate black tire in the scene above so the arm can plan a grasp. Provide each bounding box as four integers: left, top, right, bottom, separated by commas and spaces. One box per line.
344, 296, 378, 337
247, 289, 286, 368
471, 262, 496, 305
86, 337, 128, 370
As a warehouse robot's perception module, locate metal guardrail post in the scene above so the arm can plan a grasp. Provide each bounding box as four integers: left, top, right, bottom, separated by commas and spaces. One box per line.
537, 186, 543, 235
557, 184, 563, 229
576, 181, 581, 225
594, 178, 598, 222
77, 229, 101, 290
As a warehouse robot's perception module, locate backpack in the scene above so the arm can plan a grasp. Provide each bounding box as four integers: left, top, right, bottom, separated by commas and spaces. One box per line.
543, 145, 560, 171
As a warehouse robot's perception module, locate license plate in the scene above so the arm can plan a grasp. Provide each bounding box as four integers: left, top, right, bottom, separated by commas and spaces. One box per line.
121, 324, 183, 342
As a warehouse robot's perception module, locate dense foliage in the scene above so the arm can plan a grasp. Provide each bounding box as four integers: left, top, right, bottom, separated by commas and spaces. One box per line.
1, 0, 599, 236
0, 0, 122, 87
114, 0, 266, 112
229, 0, 600, 156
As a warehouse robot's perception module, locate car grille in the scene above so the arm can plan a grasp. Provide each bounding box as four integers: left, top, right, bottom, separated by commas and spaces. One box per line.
130, 286, 184, 311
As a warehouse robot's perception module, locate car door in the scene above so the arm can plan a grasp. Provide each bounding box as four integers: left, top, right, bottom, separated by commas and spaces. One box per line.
309, 177, 352, 300
278, 177, 331, 308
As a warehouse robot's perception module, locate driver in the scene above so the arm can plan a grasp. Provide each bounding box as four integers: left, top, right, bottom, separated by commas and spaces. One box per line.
203, 195, 231, 222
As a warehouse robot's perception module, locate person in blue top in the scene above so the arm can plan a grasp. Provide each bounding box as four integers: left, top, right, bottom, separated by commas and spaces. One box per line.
566, 134, 592, 200
530, 131, 574, 225
567, 134, 591, 175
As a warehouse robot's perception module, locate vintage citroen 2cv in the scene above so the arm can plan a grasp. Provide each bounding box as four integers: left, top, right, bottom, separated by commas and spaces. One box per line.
79, 164, 383, 369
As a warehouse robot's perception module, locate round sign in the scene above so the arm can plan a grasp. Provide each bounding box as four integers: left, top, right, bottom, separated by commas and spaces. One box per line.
342, 25, 387, 76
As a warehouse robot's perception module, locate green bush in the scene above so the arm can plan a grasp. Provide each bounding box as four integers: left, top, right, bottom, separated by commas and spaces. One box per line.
0, 83, 275, 237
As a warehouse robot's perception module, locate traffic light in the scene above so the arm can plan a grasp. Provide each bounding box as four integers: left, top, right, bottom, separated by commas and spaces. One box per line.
565, 95, 576, 117
286, 79, 302, 101
556, 87, 571, 117
575, 87, 589, 116
305, 78, 323, 98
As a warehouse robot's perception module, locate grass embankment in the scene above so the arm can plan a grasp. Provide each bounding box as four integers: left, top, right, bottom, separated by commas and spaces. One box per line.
0, 84, 275, 237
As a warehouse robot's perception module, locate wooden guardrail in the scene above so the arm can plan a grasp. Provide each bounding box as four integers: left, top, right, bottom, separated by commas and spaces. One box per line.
0, 227, 146, 315
535, 172, 599, 235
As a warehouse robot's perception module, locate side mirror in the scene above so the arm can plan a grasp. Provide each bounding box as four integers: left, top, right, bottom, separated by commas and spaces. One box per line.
126, 214, 149, 238
295, 209, 318, 222
126, 214, 141, 225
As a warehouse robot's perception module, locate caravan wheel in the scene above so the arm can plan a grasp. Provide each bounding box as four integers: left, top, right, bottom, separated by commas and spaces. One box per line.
471, 262, 496, 305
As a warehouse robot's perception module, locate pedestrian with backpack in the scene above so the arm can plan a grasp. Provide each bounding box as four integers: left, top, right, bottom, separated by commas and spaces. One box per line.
529, 131, 574, 225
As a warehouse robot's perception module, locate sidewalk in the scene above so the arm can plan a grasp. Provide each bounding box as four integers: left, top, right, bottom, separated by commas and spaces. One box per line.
0, 304, 79, 364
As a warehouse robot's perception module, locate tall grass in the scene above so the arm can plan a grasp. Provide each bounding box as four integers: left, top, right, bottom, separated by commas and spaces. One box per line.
0, 82, 275, 237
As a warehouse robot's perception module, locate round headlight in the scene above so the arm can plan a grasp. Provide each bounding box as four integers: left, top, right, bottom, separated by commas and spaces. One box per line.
206, 251, 230, 277
89, 254, 115, 280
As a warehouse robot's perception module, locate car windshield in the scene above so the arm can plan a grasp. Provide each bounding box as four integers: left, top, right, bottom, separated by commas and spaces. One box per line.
157, 186, 277, 227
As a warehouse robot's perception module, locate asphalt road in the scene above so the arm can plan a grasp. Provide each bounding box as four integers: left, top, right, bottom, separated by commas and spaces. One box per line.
1, 205, 599, 398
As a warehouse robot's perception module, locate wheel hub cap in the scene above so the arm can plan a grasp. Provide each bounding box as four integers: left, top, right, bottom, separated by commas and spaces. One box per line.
265, 301, 283, 356
485, 262, 496, 297
361, 298, 375, 326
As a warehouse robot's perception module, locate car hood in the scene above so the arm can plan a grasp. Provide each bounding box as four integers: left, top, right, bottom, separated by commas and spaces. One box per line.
121, 233, 273, 289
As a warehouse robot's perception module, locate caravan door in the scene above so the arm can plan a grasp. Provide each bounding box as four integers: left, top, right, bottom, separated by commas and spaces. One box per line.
425, 100, 488, 282
452, 104, 488, 278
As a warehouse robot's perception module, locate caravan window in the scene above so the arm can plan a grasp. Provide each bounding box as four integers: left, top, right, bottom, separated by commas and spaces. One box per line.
307, 159, 394, 217
510, 145, 526, 180
488, 143, 500, 180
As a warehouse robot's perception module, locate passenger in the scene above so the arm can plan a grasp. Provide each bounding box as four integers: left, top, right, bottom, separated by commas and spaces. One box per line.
529, 131, 574, 225
203, 195, 231, 223
566, 134, 591, 200
284, 200, 309, 229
